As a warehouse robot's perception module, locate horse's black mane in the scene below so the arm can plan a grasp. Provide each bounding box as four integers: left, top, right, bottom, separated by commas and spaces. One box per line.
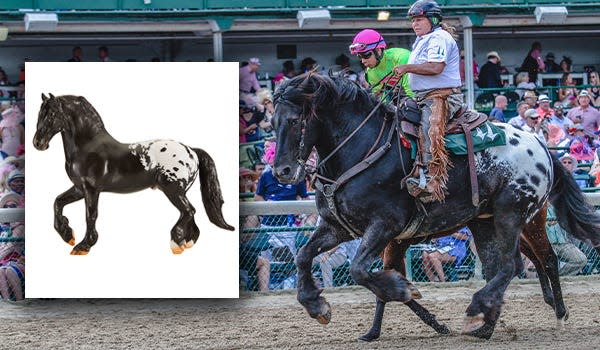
274, 73, 381, 119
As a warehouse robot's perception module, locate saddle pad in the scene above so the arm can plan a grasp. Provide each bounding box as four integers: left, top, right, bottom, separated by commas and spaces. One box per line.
445, 121, 506, 156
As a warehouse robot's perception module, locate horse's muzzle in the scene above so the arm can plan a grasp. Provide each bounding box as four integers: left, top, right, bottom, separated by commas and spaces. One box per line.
33, 135, 49, 151
274, 165, 302, 184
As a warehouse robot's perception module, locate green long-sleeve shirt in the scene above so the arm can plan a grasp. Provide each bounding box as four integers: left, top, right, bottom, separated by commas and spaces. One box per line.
365, 48, 414, 99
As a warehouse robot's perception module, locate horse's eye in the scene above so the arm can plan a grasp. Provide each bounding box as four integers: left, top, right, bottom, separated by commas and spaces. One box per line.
288, 119, 299, 127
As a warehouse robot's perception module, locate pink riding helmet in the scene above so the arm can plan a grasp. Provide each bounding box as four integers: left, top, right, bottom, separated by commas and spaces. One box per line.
349, 29, 386, 55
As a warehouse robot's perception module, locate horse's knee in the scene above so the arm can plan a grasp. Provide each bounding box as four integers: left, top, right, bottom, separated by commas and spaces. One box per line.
350, 263, 370, 285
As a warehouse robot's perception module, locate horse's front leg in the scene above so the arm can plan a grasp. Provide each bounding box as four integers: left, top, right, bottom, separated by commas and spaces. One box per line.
71, 186, 99, 255
351, 221, 413, 305
54, 186, 84, 246
296, 222, 340, 324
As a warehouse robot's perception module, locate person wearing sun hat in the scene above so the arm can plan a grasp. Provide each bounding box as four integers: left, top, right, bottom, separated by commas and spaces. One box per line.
522, 108, 545, 142
567, 90, 600, 137
535, 94, 555, 119
478, 51, 502, 89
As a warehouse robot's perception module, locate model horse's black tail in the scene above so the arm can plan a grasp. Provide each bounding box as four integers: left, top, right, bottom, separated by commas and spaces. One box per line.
549, 154, 600, 253
193, 148, 235, 231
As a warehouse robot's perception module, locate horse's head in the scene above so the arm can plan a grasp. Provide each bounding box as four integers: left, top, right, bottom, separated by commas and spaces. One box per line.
272, 73, 338, 184
33, 93, 65, 151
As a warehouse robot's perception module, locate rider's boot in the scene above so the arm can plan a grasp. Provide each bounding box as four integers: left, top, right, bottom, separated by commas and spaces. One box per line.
405, 118, 437, 202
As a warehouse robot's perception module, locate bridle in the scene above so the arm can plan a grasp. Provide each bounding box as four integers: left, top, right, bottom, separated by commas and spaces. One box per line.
289, 74, 407, 238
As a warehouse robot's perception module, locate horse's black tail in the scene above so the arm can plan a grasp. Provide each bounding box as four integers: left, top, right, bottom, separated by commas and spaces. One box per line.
193, 148, 235, 231
549, 154, 600, 251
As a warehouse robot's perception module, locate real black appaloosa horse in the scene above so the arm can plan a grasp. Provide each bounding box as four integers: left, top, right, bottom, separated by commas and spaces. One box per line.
271, 73, 600, 340
33, 93, 234, 255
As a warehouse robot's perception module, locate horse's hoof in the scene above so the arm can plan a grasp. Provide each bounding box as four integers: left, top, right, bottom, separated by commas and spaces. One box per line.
358, 330, 380, 342
185, 241, 194, 249
68, 238, 75, 246
70, 249, 89, 256
315, 300, 332, 325
435, 323, 452, 335
407, 282, 422, 300
462, 313, 485, 334
462, 313, 494, 339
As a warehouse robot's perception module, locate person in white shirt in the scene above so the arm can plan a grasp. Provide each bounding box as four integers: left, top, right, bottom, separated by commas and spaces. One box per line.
508, 101, 530, 128
522, 108, 546, 143
392, 0, 462, 202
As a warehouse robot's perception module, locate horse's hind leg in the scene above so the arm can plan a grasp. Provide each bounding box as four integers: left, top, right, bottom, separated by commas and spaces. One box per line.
54, 186, 83, 246
71, 186, 100, 255
361, 240, 448, 342
464, 216, 522, 340
520, 239, 554, 308
296, 222, 341, 324
162, 185, 196, 254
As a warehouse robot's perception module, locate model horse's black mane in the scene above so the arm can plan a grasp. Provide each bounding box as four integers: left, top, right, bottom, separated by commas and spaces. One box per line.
40, 95, 106, 132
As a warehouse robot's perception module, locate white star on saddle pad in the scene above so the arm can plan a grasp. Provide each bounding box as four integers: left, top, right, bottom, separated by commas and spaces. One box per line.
474, 123, 499, 141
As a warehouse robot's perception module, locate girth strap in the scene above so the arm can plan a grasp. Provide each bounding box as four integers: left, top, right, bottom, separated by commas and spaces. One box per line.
461, 122, 479, 206
314, 115, 399, 239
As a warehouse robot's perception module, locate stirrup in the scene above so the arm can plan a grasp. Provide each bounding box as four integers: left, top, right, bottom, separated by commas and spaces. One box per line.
405, 174, 435, 203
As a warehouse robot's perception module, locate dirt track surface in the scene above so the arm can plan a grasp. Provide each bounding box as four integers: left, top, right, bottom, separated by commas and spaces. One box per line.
1, 276, 599, 349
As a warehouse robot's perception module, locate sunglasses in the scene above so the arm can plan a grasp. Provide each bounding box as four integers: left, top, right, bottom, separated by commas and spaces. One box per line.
562, 161, 573, 165
357, 51, 374, 60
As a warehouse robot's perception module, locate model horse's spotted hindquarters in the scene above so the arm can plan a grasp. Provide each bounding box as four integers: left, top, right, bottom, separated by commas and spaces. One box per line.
32, 93, 235, 255
272, 73, 600, 341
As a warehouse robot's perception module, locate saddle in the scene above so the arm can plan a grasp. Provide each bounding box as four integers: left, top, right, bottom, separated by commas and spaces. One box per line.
399, 104, 488, 206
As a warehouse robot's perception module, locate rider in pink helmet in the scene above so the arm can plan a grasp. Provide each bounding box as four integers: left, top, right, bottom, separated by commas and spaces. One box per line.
349, 29, 413, 100
349, 29, 386, 56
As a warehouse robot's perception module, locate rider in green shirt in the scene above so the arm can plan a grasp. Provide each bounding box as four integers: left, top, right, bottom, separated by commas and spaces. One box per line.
350, 29, 414, 100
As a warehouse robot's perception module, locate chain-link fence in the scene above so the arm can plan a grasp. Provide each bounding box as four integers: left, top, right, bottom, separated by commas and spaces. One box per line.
0, 208, 25, 301
240, 199, 600, 292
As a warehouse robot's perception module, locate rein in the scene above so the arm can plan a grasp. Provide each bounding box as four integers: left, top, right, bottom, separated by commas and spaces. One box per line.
306, 77, 404, 239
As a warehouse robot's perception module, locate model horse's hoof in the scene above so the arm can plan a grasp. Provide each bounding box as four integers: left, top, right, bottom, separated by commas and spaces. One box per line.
68, 238, 75, 246
315, 299, 332, 325
70, 249, 89, 256
170, 241, 185, 254
184, 241, 194, 249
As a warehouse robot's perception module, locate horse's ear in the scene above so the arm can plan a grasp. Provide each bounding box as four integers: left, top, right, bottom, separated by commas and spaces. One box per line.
49, 93, 55, 99
41, 93, 48, 102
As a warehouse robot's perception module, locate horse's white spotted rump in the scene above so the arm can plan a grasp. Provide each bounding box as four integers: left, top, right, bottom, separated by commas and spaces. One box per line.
129, 140, 199, 190
477, 124, 553, 220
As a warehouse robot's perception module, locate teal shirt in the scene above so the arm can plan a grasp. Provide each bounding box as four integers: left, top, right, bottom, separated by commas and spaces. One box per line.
365, 48, 414, 99
546, 206, 570, 244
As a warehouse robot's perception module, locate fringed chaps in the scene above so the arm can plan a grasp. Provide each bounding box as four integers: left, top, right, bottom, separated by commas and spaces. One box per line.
423, 88, 455, 202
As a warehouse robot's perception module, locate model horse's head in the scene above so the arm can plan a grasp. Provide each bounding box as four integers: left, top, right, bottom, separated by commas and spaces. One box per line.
33, 93, 65, 151
272, 73, 338, 184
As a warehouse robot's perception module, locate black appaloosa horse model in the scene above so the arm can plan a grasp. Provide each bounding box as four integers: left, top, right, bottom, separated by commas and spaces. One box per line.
33, 93, 234, 255
272, 73, 600, 340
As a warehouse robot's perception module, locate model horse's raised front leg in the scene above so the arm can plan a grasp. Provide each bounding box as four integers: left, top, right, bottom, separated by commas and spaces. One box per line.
296, 222, 341, 324
54, 186, 84, 246
71, 187, 99, 255
163, 188, 196, 254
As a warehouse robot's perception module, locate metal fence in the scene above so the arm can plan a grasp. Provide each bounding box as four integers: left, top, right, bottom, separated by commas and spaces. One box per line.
0, 208, 25, 301
240, 197, 600, 292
